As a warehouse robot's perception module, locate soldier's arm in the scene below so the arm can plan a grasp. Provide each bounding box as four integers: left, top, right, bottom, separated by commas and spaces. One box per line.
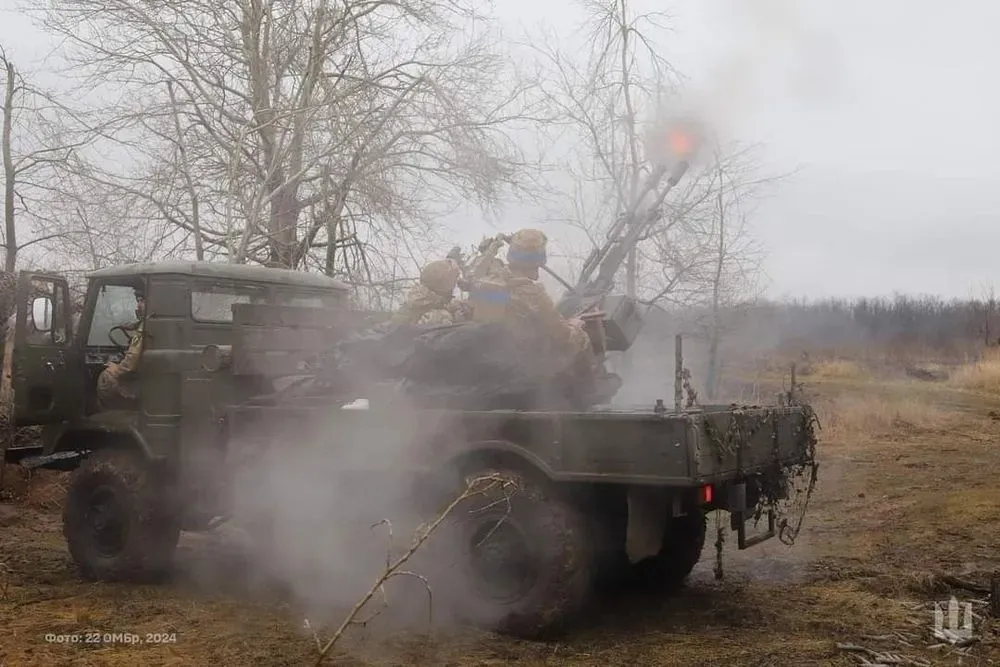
117, 330, 144, 375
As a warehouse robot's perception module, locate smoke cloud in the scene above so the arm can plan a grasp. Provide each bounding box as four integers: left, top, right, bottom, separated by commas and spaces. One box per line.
681, 0, 844, 144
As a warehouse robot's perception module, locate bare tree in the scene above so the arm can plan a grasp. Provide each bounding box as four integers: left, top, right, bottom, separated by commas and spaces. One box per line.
525, 0, 678, 289
694, 146, 768, 399
523, 0, 781, 396
525, 2, 773, 301
972, 284, 998, 347
0, 45, 103, 274
28, 0, 544, 304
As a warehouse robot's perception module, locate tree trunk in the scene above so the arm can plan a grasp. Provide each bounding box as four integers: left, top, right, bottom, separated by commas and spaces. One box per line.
705, 183, 727, 401
166, 79, 204, 260
2, 60, 17, 274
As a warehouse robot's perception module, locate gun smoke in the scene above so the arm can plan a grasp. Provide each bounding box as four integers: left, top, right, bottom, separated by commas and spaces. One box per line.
680, 0, 843, 145
207, 342, 507, 644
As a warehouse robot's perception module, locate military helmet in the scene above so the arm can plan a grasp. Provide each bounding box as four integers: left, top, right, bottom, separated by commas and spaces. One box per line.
419, 259, 461, 297
507, 228, 547, 267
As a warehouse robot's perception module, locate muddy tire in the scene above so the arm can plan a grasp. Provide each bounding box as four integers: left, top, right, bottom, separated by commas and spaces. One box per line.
631, 510, 707, 592
63, 448, 181, 582
434, 467, 595, 639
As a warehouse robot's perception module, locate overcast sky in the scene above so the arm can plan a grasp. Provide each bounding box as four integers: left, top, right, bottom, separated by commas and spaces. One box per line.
2, 0, 999, 301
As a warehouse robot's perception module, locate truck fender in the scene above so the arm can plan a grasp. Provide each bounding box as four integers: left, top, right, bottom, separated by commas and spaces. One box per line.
446, 440, 558, 482
50, 426, 156, 465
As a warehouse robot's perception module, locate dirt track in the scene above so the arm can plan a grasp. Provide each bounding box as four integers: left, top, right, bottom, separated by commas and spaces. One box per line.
2, 373, 1000, 666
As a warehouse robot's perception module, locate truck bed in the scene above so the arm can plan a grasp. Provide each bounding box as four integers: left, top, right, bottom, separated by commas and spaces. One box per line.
224, 399, 816, 487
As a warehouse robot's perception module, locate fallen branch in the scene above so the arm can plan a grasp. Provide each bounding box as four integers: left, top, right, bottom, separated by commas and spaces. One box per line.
836, 642, 931, 666
313, 473, 511, 665
934, 573, 991, 595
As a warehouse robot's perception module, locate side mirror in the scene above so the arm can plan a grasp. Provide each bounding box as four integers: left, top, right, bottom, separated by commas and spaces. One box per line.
31, 296, 53, 332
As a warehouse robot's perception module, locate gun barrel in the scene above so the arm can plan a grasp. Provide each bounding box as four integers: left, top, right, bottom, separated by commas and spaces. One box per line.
556, 158, 691, 317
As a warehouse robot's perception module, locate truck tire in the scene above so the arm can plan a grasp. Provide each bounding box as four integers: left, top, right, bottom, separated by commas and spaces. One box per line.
435, 467, 595, 639
631, 510, 706, 592
63, 448, 181, 582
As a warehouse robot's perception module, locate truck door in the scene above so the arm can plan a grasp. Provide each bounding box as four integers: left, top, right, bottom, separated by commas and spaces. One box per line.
10, 272, 79, 426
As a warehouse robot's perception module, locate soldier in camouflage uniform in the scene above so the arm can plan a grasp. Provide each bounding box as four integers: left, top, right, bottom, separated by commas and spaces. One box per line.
96, 284, 146, 409
499, 229, 597, 376
392, 259, 470, 326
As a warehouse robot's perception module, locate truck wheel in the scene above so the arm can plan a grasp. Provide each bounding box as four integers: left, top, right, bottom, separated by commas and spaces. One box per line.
63, 448, 181, 582
437, 467, 595, 639
631, 510, 706, 592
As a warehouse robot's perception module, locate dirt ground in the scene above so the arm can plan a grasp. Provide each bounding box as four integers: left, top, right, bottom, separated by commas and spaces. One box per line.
3, 358, 1000, 666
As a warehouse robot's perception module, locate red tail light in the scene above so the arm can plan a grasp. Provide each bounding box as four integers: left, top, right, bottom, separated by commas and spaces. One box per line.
701, 484, 714, 504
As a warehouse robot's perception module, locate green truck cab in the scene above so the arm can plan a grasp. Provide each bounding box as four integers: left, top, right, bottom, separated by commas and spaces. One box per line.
3, 261, 818, 640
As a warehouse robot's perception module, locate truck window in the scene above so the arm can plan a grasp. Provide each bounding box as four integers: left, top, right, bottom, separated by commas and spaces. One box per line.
191, 286, 267, 323
277, 294, 337, 308
87, 284, 140, 347
283, 296, 322, 307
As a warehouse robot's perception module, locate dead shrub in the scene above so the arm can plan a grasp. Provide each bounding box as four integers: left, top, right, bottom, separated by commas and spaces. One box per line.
817, 394, 946, 440
810, 359, 870, 380
948, 347, 1000, 394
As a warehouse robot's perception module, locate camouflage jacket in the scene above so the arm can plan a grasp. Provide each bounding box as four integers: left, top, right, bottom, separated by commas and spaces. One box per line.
119, 320, 144, 375
393, 285, 464, 326
504, 277, 566, 337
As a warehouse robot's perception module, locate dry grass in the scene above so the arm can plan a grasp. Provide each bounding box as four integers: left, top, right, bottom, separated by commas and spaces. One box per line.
947, 346, 1000, 394
808, 359, 870, 380
816, 393, 948, 441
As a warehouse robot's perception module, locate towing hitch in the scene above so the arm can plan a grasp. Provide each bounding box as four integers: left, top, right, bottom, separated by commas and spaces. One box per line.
725, 479, 777, 549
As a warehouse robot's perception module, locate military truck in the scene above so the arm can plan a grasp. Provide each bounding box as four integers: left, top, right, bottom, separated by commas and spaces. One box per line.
2, 259, 818, 640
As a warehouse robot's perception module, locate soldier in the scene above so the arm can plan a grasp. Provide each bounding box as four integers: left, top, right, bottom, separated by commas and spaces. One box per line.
392, 259, 469, 326
500, 229, 597, 377
96, 283, 146, 409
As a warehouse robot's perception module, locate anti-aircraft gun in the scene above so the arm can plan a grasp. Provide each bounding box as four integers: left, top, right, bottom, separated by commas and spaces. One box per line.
547, 127, 698, 402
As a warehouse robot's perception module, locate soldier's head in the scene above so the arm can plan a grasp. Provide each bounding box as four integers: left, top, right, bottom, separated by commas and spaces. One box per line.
132, 283, 146, 319
507, 228, 547, 280
419, 259, 461, 299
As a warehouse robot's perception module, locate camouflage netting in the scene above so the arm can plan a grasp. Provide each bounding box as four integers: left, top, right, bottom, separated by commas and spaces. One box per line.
702, 402, 820, 546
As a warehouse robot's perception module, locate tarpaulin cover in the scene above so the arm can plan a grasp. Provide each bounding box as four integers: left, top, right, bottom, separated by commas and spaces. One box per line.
291, 320, 579, 410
